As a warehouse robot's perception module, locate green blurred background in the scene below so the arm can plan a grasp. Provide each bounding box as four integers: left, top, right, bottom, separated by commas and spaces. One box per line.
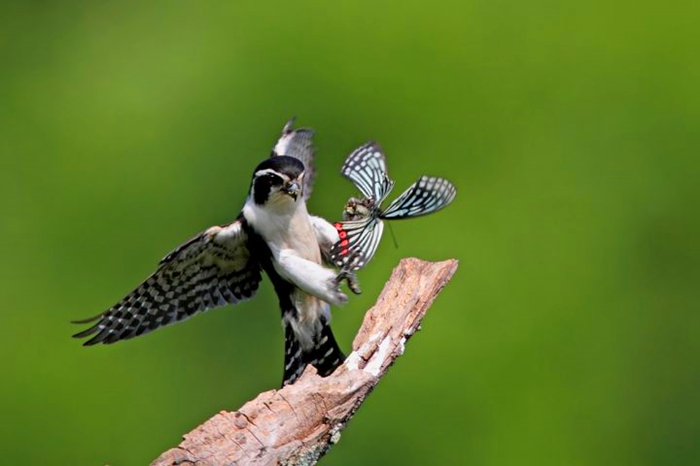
2, 1, 698, 464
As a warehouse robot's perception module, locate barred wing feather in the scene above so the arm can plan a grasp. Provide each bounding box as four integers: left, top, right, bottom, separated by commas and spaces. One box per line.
73, 219, 262, 345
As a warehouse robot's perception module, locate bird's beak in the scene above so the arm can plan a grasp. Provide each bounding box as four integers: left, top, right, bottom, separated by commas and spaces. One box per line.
283, 182, 300, 201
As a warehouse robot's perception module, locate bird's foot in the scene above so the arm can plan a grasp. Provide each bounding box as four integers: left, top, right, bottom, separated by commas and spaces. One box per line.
334, 269, 362, 295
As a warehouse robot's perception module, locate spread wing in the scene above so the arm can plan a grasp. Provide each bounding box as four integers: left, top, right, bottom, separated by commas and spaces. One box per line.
381, 176, 457, 219
271, 117, 316, 200
73, 219, 262, 345
341, 142, 394, 204
330, 217, 385, 271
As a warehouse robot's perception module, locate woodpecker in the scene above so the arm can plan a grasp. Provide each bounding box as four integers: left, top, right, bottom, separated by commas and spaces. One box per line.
73, 119, 357, 385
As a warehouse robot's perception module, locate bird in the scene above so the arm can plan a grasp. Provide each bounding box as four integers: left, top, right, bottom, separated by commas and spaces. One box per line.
73, 119, 358, 386
331, 141, 457, 271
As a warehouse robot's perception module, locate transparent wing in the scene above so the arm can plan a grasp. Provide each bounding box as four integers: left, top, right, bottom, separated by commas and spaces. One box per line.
73, 219, 262, 345
381, 176, 457, 219
272, 117, 316, 200
330, 217, 385, 271
341, 142, 394, 204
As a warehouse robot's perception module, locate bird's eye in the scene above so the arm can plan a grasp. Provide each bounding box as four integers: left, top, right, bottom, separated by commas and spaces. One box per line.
266, 173, 282, 185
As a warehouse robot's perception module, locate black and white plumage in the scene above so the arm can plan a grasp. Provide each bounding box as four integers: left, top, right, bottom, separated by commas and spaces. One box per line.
331, 142, 457, 270
271, 119, 316, 200
74, 119, 351, 386
72, 221, 262, 344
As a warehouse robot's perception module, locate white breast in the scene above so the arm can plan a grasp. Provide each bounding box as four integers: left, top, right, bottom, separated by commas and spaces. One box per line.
243, 197, 330, 350
243, 198, 321, 264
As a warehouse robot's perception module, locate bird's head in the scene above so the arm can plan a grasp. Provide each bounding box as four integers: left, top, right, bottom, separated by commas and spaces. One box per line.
250, 156, 305, 208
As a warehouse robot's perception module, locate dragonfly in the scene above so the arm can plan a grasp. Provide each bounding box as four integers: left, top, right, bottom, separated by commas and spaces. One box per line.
330, 142, 457, 271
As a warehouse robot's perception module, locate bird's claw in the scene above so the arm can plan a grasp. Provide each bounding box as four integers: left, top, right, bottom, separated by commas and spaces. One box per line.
334, 269, 362, 295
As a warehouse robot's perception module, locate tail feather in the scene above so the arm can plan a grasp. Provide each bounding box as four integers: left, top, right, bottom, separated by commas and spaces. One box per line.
307, 322, 345, 377
282, 319, 345, 386
282, 323, 305, 385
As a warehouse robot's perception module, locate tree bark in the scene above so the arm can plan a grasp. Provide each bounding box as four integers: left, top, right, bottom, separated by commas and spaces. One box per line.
152, 258, 458, 466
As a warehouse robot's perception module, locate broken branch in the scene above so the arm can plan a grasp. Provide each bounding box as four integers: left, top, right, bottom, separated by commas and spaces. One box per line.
152, 257, 458, 466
